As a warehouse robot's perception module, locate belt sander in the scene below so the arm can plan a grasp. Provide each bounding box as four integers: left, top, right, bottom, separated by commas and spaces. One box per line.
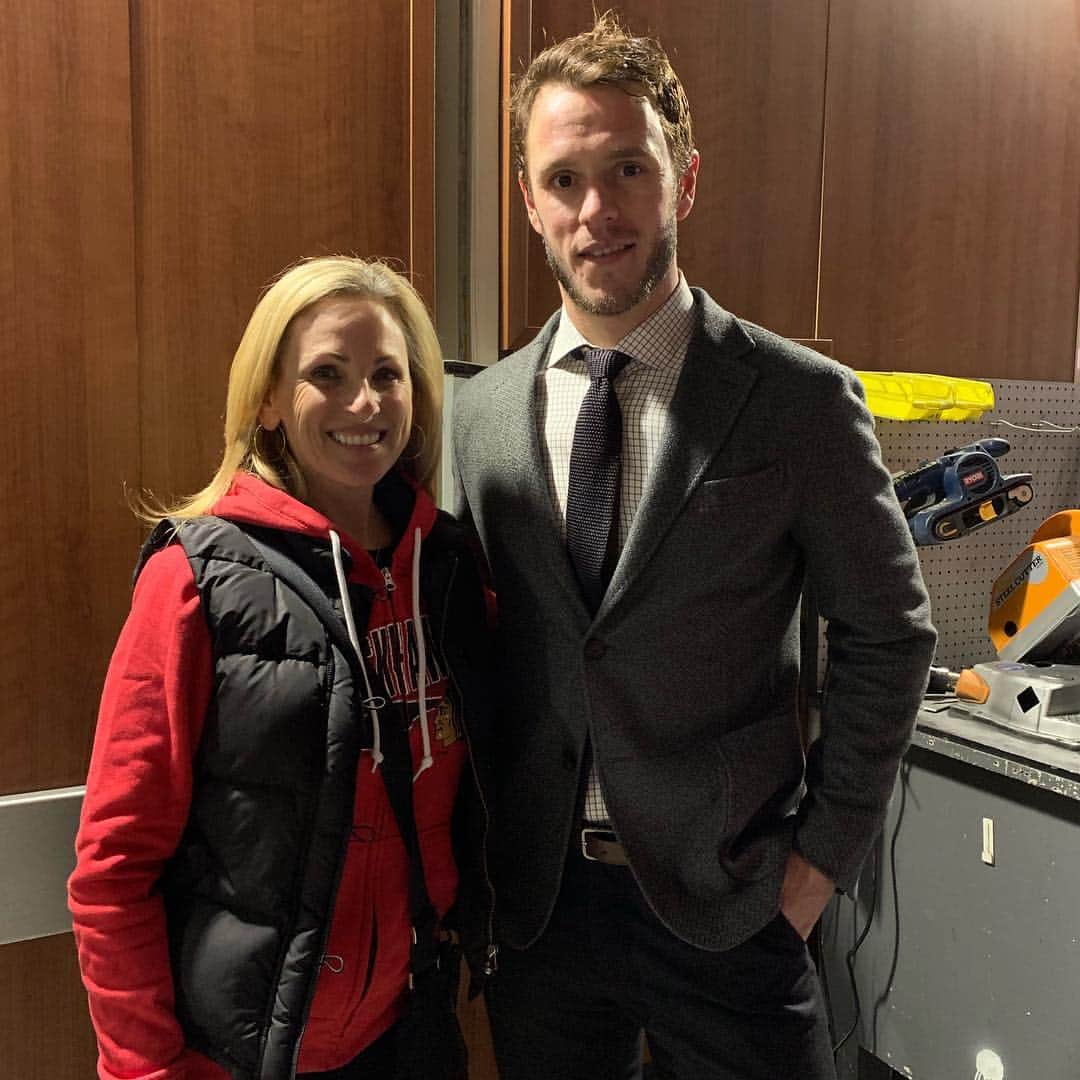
893, 437, 1033, 545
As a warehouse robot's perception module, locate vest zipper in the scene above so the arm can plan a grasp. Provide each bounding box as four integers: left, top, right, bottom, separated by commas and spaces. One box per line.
289, 681, 357, 1079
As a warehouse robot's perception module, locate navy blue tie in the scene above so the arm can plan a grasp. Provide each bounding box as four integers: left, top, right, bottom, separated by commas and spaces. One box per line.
566, 348, 632, 614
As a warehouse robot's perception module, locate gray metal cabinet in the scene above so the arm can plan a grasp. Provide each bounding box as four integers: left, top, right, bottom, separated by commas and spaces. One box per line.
825, 711, 1080, 1080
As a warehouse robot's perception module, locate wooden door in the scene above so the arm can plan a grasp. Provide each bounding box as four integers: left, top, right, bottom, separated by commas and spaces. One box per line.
0, 2, 436, 1077
0, 0, 139, 1074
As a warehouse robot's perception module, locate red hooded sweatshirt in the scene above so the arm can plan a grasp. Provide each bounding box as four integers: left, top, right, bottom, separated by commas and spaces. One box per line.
69, 474, 468, 1079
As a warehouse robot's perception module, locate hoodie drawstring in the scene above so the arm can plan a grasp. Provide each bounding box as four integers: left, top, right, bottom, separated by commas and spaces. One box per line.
328, 527, 432, 782
411, 525, 433, 782
329, 530, 385, 771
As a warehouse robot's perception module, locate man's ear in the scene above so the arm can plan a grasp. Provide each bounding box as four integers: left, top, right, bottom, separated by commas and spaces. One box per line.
675, 150, 700, 222
519, 170, 543, 236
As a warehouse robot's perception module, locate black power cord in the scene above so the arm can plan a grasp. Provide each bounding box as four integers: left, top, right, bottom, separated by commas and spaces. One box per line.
830, 759, 910, 1062
831, 836, 880, 1059
871, 760, 909, 1055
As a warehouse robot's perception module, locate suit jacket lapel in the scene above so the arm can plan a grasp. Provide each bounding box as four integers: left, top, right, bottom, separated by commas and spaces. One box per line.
487, 316, 554, 507
485, 315, 594, 614
604, 293, 759, 612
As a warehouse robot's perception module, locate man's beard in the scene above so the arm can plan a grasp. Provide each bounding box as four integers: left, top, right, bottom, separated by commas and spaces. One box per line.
542, 214, 678, 317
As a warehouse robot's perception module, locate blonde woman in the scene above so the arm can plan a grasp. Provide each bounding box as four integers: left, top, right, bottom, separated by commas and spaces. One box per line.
69, 257, 495, 1080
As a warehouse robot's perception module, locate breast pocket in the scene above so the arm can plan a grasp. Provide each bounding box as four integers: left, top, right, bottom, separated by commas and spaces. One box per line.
672, 461, 794, 580
685, 463, 785, 516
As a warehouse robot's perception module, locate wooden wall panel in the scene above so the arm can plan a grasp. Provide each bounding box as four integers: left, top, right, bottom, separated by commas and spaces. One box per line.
502, 0, 828, 350
0, 0, 141, 796
819, 0, 1080, 378
501, 0, 532, 349
0, 934, 97, 1079
133, 0, 436, 503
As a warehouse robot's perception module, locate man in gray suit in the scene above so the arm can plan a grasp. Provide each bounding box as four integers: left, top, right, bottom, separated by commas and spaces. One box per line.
453, 13, 935, 1080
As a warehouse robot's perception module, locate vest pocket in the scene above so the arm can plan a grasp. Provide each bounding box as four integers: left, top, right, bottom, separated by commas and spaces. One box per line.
360, 916, 379, 1000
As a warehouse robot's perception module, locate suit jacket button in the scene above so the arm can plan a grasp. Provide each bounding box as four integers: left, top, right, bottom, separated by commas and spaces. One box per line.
584, 638, 606, 660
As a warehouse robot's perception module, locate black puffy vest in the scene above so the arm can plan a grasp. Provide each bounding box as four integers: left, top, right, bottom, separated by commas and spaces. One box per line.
136, 504, 495, 1080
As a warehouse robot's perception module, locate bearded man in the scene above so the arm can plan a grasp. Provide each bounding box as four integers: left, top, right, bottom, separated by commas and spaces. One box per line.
453, 13, 935, 1079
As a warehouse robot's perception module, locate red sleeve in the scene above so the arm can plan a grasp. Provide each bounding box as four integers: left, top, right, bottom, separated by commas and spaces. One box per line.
68, 544, 228, 1080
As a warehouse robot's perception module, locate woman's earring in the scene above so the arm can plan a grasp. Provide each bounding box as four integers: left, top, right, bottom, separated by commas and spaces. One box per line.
256, 422, 287, 457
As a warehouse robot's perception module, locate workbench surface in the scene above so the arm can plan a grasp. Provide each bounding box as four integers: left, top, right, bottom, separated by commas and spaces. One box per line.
916, 697, 1080, 799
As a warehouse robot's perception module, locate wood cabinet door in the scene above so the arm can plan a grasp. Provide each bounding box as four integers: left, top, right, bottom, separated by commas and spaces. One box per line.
134, 0, 436, 504
816, 0, 1080, 379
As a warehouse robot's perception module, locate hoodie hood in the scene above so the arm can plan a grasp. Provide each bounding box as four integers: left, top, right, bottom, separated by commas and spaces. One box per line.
210, 469, 438, 591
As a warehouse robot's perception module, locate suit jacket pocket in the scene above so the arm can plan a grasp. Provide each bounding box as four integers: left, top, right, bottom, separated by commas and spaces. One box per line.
686, 463, 784, 514
715, 711, 803, 884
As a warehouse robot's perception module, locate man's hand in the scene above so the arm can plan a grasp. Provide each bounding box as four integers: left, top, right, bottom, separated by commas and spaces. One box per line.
778, 850, 836, 940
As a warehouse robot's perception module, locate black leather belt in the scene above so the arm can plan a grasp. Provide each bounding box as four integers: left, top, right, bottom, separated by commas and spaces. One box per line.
580, 827, 629, 865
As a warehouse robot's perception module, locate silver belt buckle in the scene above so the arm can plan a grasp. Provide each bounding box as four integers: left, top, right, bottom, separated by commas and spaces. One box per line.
581, 827, 622, 863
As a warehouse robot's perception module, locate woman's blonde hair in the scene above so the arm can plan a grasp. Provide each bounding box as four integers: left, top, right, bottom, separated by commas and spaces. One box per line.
141, 256, 443, 523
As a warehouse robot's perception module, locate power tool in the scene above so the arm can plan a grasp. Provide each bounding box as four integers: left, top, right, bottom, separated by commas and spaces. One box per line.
931, 511, 1080, 747
930, 661, 1080, 748
989, 510, 1080, 662
892, 438, 1033, 545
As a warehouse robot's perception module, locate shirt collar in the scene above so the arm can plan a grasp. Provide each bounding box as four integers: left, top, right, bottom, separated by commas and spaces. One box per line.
546, 274, 695, 371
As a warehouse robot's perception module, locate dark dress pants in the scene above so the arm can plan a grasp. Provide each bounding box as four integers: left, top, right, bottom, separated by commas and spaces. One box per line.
485, 848, 836, 1080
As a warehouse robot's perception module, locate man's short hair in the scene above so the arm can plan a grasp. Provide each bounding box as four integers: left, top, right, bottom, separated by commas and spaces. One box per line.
509, 10, 694, 183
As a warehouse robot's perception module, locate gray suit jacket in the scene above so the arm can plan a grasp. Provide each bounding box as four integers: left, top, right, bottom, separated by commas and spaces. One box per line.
453, 289, 936, 951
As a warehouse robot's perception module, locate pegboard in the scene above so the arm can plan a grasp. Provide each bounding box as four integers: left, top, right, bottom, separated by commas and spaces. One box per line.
874, 379, 1080, 669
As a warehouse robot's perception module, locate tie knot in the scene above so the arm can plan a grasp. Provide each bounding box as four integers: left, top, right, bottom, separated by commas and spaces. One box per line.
580, 347, 631, 383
